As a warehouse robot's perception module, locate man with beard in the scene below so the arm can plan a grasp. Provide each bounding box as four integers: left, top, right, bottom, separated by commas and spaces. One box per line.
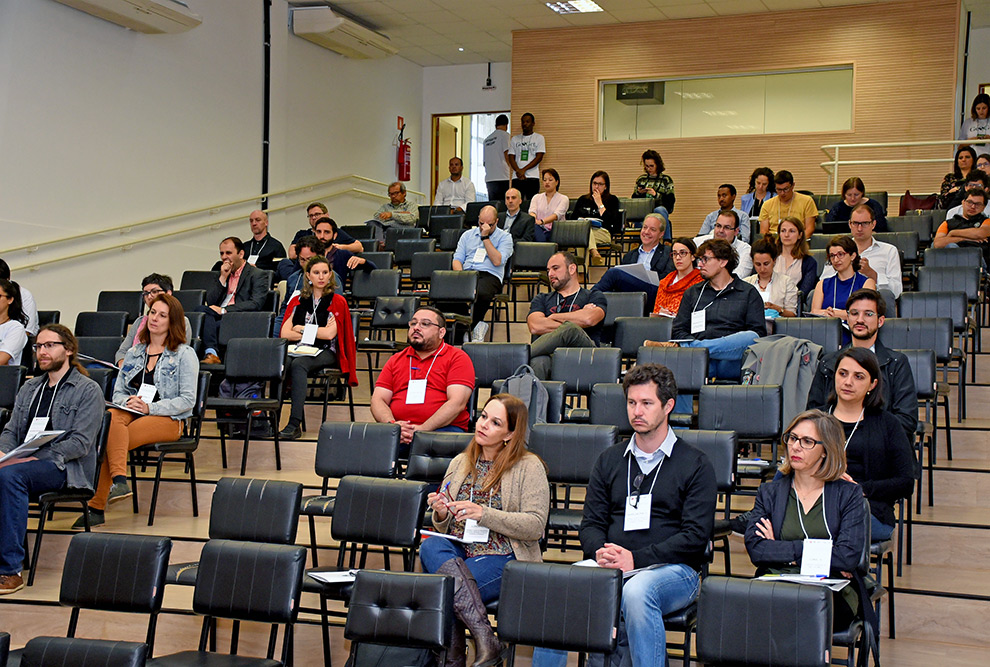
806, 288, 916, 438
527, 251, 608, 380
371, 306, 475, 450
0, 324, 104, 594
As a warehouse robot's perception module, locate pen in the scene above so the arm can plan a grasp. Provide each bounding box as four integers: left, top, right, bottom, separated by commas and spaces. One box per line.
440, 481, 453, 502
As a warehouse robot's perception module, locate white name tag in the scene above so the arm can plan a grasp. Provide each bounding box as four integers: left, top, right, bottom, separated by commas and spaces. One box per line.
247, 254, 260, 265
220, 293, 234, 308
624, 493, 652, 532
301, 322, 319, 346
137, 383, 157, 404
462, 519, 490, 543
25, 416, 50, 443
800, 538, 833, 577
406, 378, 427, 405
472, 247, 487, 264
690, 309, 706, 334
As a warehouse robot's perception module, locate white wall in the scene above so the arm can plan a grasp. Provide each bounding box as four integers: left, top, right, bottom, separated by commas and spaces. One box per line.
0, 0, 424, 326
964, 25, 990, 126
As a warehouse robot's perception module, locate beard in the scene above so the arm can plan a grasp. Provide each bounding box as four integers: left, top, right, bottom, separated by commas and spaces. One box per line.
39, 355, 67, 373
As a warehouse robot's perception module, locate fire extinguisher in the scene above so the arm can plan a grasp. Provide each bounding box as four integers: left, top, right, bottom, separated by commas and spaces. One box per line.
396, 123, 411, 182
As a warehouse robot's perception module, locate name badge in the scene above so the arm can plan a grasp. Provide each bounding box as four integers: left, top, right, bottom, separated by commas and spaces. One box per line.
247, 254, 260, 265
406, 378, 427, 405
624, 493, 652, 532
25, 416, 50, 443
472, 247, 487, 264
137, 383, 157, 405
220, 293, 234, 308
520, 149, 529, 161
462, 519, 490, 543
800, 538, 833, 577
690, 309, 706, 334
301, 322, 319, 346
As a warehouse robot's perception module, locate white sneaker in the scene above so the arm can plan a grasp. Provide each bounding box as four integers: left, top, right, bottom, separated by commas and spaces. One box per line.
471, 321, 490, 343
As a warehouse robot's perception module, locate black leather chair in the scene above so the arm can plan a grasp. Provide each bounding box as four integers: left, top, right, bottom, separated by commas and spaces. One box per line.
887, 213, 933, 246
394, 238, 436, 270
384, 225, 423, 251
151, 540, 307, 666
438, 227, 466, 252
165, 477, 302, 587
89, 366, 118, 401
465, 201, 502, 225
506, 242, 557, 309
185, 310, 205, 340
179, 270, 220, 292
410, 251, 453, 290
300, 422, 400, 566
491, 378, 565, 424
37, 310, 61, 326
676, 430, 738, 575
405, 431, 473, 485
206, 338, 286, 476
898, 347, 935, 564
75, 311, 128, 337
128, 371, 211, 526
205, 311, 276, 378
77, 336, 125, 367
699, 385, 782, 466
529, 424, 617, 549
172, 289, 206, 313
427, 213, 465, 241
0, 365, 27, 430
697, 576, 833, 666
341, 224, 374, 240
637, 346, 709, 427
463, 342, 530, 418
588, 383, 632, 436
419, 205, 450, 228
600, 292, 647, 346
357, 295, 418, 386
303, 476, 430, 665
359, 251, 395, 271
350, 269, 401, 312
344, 571, 454, 666
97, 290, 144, 324
21, 637, 147, 667
429, 269, 477, 341
832, 498, 874, 667
496, 561, 622, 665
550, 220, 591, 281
551, 347, 622, 422
0, 630, 7, 666
25, 411, 111, 586
613, 317, 671, 366
773, 317, 845, 354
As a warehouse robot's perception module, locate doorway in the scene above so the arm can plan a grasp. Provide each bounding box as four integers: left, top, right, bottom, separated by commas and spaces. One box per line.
430, 111, 510, 203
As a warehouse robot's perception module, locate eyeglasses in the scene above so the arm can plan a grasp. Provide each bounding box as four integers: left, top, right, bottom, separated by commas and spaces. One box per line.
696, 255, 718, 265
33, 341, 66, 352
712, 223, 736, 232
307, 211, 325, 219
142, 288, 165, 298
408, 320, 442, 330
848, 220, 873, 228
784, 432, 824, 449
671, 250, 692, 258
388, 190, 403, 196
630, 473, 645, 508
963, 199, 984, 207
827, 251, 848, 261
847, 309, 876, 318
591, 181, 607, 187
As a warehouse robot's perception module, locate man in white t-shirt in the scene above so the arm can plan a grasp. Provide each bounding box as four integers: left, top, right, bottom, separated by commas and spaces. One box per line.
507, 112, 546, 201
693, 210, 753, 278
820, 204, 902, 299
483, 114, 512, 202
433, 157, 476, 213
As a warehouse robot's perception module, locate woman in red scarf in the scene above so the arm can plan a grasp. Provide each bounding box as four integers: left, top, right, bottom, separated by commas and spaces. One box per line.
651, 238, 703, 316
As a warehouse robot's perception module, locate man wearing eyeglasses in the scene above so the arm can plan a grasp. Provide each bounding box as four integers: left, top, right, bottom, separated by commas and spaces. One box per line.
758, 170, 818, 237
933, 187, 990, 250
288, 202, 330, 259
366, 182, 419, 244
697, 184, 751, 243
820, 205, 902, 299
371, 306, 475, 449
590, 214, 674, 306
693, 210, 753, 278
114, 273, 192, 367
0, 324, 104, 594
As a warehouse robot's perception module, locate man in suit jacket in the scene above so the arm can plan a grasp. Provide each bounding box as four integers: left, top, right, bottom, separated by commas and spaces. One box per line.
591, 214, 674, 306
499, 188, 535, 243
199, 236, 269, 363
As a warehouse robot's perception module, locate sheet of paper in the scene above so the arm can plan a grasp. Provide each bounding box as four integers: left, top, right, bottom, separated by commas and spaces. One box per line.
307, 570, 358, 585
613, 262, 660, 287
420, 530, 471, 545
106, 401, 146, 416
0, 431, 65, 464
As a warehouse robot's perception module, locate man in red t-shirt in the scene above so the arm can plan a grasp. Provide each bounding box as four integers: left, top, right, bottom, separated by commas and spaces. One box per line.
371, 306, 475, 447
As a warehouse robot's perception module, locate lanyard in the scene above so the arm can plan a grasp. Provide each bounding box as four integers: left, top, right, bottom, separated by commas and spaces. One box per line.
555, 291, 579, 313
831, 275, 856, 309
626, 454, 662, 500
32, 374, 67, 422
692, 281, 729, 313
248, 237, 269, 257
829, 407, 864, 451
409, 343, 444, 383
794, 486, 832, 540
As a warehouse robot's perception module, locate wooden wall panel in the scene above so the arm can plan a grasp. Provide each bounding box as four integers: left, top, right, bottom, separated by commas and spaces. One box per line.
511, 0, 960, 236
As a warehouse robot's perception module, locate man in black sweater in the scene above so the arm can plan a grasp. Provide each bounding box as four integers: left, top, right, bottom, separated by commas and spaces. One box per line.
580, 364, 716, 667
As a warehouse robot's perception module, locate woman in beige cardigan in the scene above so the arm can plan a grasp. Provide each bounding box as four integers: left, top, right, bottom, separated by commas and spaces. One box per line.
420, 394, 550, 667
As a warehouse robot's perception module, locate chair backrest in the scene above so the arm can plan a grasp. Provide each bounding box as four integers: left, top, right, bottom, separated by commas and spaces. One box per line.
465, 201, 501, 224
874, 231, 917, 263
180, 270, 220, 292
341, 224, 374, 240
410, 251, 453, 282
361, 252, 395, 271
217, 311, 274, 346
192, 539, 306, 625
699, 385, 782, 440
614, 317, 671, 357
331, 476, 430, 551
21, 637, 147, 667
808, 249, 827, 278
189, 371, 212, 427
352, 269, 401, 301
601, 292, 646, 345
185, 311, 205, 339
60, 532, 171, 613
345, 571, 453, 652
588, 383, 632, 436
463, 342, 530, 387
618, 197, 654, 223
923, 246, 982, 268
0, 365, 26, 409
87, 367, 118, 402
492, 379, 565, 423
772, 317, 844, 353
429, 270, 477, 302
497, 561, 622, 654
428, 213, 465, 240
551, 347, 622, 394
808, 234, 831, 250
917, 266, 981, 302
887, 214, 933, 243
395, 238, 437, 265
77, 336, 124, 365
419, 205, 452, 228
550, 220, 591, 249
897, 348, 937, 400
208, 477, 302, 544
38, 310, 61, 326
877, 317, 953, 363
529, 423, 617, 485
405, 431, 473, 483
697, 577, 833, 666
675, 430, 738, 494
438, 227, 466, 251
898, 292, 968, 330
511, 242, 558, 272
636, 346, 709, 394
75, 311, 128, 337
370, 296, 419, 330
315, 422, 400, 479
97, 291, 144, 324
385, 226, 423, 250
223, 337, 285, 380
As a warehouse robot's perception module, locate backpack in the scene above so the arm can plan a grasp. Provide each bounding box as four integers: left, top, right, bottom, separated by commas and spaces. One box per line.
501, 364, 549, 435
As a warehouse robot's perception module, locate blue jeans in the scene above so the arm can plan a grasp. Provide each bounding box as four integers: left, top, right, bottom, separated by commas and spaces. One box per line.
653, 206, 672, 241
871, 514, 894, 542
531, 564, 700, 667
683, 330, 759, 380
0, 459, 67, 574
593, 268, 659, 308
535, 225, 551, 243
418, 535, 513, 603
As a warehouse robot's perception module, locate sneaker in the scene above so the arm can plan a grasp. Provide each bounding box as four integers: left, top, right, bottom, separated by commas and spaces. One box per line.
107, 481, 132, 505
0, 573, 24, 595
730, 510, 753, 535
71, 511, 105, 530
471, 321, 490, 343
278, 423, 302, 440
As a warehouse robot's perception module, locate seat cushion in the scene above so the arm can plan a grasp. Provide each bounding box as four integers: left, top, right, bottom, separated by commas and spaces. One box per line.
547, 508, 583, 532
712, 518, 731, 538
300, 495, 335, 517
832, 619, 864, 647
147, 651, 281, 666
166, 561, 200, 587
207, 398, 280, 412
663, 601, 697, 630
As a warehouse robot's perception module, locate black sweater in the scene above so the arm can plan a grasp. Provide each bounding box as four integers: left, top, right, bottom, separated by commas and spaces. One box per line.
672, 276, 766, 341
579, 439, 716, 571
572, 194, 622, 236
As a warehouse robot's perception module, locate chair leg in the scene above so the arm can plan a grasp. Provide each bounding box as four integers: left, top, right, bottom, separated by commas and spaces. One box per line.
347, 384, 355, 422
28, 502, 54, 586
272, 412, 282, 471
319, 594, 332, 667
129, 454, 140, 514
240, 415, 252, 476
147, 454, 165, 527
886, 551, 896, 639
219, 427, 228, 469
308, 515, 320, 567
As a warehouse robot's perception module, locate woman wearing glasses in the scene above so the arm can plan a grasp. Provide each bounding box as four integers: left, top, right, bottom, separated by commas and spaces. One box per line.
650, 237, 703, 317
744, 409, 868, 628
115, 273, 192, 366
76, 293, 198, 527
810, 235, 875, 319
572, 170, 621, 266
0, 279, 28, 366
817, 347, 915, 542
824, 177, 888, 232
421, 394, 549, 667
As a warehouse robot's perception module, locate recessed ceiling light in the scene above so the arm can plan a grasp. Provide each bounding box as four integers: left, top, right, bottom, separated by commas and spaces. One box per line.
546, 1, 603, 15
458, 47, 464, 51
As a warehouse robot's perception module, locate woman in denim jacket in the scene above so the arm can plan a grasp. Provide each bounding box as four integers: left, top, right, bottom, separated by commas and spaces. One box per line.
75, 293, 198, 527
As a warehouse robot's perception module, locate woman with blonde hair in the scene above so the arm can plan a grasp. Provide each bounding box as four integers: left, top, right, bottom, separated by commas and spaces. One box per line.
420, 394, 549, 667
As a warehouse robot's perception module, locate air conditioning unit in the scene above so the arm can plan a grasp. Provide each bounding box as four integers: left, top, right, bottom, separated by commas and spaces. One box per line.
290, 6, 397, 59
52, 0, 202, 34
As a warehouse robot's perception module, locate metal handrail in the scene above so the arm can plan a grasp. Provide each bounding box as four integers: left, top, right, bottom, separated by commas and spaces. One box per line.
819, 139, 970, 193
5, 174, 425, 255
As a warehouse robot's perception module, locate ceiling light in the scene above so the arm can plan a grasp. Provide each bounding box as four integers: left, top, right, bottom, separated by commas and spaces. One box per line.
546, 1, 603, 15
458, 47, 464, 51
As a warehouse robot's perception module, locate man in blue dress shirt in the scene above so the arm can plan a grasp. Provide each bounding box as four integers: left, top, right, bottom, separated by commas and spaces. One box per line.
453, 205, 514, 342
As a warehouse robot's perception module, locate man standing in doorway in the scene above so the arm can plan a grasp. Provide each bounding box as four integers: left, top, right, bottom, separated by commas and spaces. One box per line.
508, 113, 546, 201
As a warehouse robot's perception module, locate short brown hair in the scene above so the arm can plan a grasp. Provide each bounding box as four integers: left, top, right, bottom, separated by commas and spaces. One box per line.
307, 202, 328, 215
138, 293, 187, 351
698, 238, 738, 274
778, 409, 846, 481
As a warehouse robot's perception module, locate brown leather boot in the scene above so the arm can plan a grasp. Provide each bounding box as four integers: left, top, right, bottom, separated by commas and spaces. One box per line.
643, 339, 679, 348
435, 557, 506, 667
444, 620, 466, 667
